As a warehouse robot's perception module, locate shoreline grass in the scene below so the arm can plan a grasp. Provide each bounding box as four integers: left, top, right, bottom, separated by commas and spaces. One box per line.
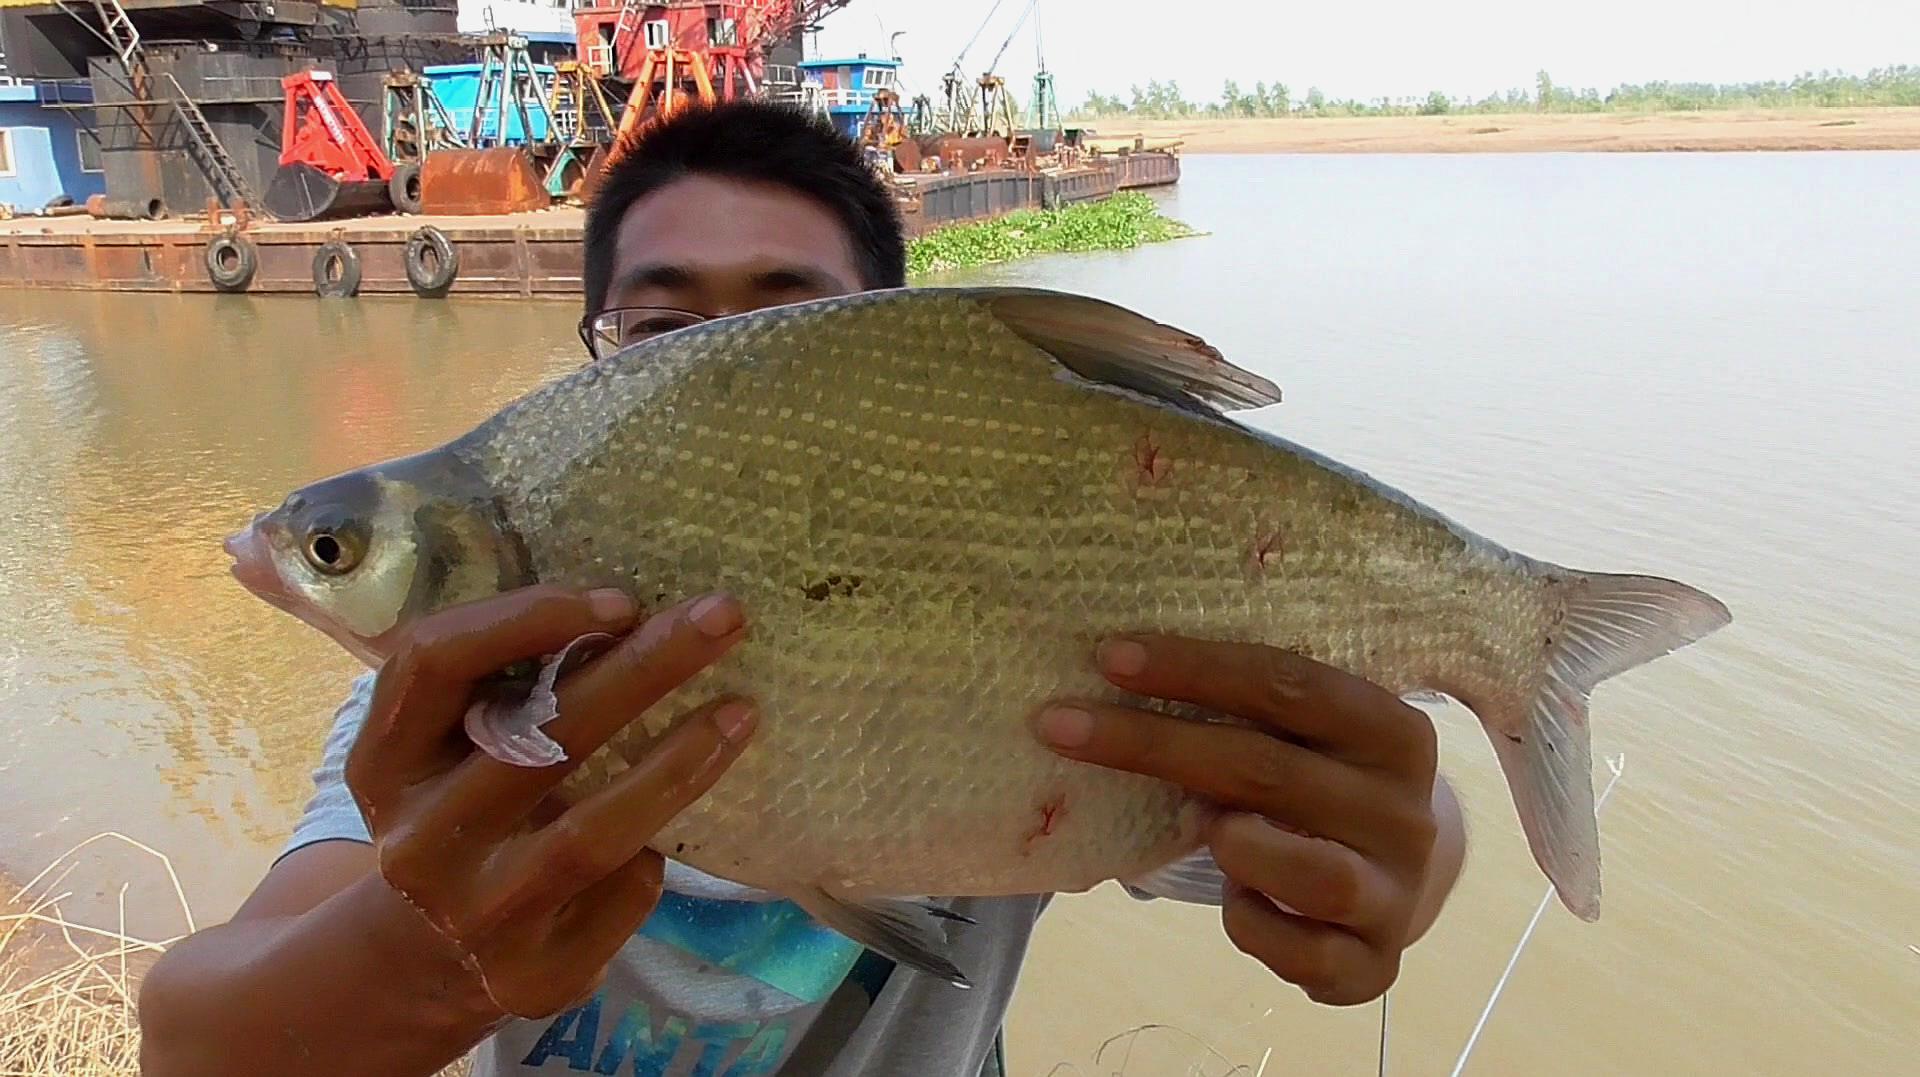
0, 834, 187, 1075
906, 191, 1199, 278
0, 833, 479, 1076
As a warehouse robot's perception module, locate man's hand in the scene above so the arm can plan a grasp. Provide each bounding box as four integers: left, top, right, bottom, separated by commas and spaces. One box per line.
346, 584, 756, 1020
136, 585, 758, 1077
1035, 635, 1463, 1007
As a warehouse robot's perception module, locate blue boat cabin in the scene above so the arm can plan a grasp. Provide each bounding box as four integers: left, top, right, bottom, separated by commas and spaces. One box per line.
795, 55, 900, 139
0, 79, 104, 212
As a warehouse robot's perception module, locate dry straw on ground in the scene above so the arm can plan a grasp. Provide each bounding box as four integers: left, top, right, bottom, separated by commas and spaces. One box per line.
0, 832, 181, 1075
0, 831, 479, 1077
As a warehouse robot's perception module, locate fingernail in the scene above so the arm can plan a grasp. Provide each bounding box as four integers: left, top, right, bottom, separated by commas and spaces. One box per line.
711, 701, 757, 744
689, 593, 743, 638
588, 588, 635, 621
1099, 638, 1148, 678
1038, 706, 1095, 749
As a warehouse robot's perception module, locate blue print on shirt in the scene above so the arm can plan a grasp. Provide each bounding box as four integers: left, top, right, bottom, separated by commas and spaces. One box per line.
521, 890, 864, 1073
634, 889, 863, 1003
522, 998, 791, 1067
521, 994, 789, 1076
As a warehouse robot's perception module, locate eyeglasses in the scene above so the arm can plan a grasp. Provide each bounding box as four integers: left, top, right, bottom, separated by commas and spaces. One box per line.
577, 306, 713, 362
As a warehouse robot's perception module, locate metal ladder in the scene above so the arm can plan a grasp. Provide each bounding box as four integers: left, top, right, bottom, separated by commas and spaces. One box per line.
57, 0, 256, 207
609, 0, 646, 58
85, 0, 137, 68
157, 70, 255, 207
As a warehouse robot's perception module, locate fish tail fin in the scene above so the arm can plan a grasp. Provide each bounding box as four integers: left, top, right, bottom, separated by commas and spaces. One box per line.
1471, 571, 1730, 922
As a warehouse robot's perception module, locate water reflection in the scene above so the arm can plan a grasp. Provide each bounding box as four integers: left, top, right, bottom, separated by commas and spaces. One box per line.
0, 291, 589, 931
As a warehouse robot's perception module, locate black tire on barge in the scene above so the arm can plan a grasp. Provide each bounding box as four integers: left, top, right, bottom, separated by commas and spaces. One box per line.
312, 239, 362, 298
404, 226, 458, 298
389, 162, 425, 216
204, 234, 259, 293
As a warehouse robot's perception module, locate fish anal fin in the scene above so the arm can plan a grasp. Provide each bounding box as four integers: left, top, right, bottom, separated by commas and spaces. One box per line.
1124, 847, 1228, 906
978, 288, 1282, 414
1469, 572, 1730, 922
792, 889, 972, 989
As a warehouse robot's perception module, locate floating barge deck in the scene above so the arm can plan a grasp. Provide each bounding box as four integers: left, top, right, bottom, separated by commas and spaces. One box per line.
0, 151, 1179, 299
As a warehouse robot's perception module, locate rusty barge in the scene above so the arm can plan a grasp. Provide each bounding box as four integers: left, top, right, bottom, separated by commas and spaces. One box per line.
0, 0, 1179, 300
0, 147, 1179, 298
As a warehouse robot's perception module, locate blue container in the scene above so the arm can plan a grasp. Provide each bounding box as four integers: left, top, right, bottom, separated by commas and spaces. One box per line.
422, 63, 557, 145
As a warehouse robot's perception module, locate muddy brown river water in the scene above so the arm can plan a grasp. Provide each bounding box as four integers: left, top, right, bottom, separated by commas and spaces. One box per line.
2, 152, 1915, 1073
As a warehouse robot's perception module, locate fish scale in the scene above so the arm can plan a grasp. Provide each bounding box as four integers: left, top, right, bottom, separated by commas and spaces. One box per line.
494, 296, 1288, 895
226, 286, 1731, 986
506, 293, 1498, 891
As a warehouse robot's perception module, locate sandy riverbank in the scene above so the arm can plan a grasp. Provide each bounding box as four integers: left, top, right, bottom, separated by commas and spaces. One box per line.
1101, 108, 1920, 153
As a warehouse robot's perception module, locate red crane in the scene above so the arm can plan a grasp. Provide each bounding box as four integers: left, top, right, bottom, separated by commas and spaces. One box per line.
577, 1, 850, 144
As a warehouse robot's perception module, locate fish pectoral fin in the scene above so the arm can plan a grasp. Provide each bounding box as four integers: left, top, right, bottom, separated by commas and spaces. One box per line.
1473, 571, 1731, 923
1123, 847, 1228, 906
978, 288, 1282, 415
462, 632, 618, 768
792, 889, 972, 989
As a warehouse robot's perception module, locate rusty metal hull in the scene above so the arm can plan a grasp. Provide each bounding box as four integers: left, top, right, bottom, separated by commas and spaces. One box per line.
1115, 149, 1181, 189
0, 214, 587, 297
0, 153, 1182, 298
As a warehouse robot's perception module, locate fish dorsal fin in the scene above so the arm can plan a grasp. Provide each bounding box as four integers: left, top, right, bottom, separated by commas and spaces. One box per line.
975, 288, 1282, 414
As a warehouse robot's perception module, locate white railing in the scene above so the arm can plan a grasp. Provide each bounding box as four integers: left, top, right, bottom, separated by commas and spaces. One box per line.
815, 86, 874, 107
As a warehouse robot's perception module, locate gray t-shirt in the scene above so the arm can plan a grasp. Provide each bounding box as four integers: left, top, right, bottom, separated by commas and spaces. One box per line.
282, 674, 1048, 1076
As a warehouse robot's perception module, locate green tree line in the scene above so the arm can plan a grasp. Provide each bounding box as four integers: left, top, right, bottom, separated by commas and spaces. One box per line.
1068, 65, 1920, 120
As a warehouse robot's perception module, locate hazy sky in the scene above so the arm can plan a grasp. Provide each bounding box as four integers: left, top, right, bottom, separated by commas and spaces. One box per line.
810, 1, 1918, 107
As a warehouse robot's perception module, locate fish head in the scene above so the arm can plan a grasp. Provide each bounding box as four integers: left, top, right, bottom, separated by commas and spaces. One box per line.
226, 452, 526, 666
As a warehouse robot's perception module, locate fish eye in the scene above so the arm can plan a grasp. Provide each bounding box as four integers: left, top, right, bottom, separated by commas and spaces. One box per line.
303, 528, 363, 575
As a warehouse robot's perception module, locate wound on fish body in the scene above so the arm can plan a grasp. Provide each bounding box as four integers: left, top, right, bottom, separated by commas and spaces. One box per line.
1021, 793, 1069, 854
1132, 431, 1171, 485
1250, 529, 1283, 574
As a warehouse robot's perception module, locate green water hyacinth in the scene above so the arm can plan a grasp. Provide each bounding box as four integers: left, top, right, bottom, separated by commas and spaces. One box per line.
907, 192, 1200, 277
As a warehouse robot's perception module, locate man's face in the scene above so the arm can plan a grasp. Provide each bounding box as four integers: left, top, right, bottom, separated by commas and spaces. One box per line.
603, 173, 866, 321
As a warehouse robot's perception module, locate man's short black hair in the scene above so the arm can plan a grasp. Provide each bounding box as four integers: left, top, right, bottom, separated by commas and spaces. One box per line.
583, 99, 907, 312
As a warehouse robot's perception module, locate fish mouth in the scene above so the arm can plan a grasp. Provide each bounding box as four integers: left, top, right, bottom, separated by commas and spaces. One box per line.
224, 517, 388, 668
224, 518, 289, 605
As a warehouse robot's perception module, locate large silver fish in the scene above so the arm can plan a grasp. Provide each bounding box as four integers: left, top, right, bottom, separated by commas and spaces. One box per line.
225, 286, 1730, 985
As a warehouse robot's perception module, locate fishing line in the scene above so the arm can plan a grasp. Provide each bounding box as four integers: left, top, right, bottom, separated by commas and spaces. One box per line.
1376, 990, 1389, 1077
1444, 753, 1628, 1077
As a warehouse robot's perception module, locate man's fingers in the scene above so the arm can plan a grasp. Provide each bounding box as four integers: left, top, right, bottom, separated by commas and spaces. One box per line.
1034, 701, 1391, 843
1208, 812, 1399, 935
555, 849, 668, 974
350, 585, 640, 800
1093, 635, 1436, 773
482, 697, 756, 919
446, 593, 749, 817
1221, 882, 1396, 1007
